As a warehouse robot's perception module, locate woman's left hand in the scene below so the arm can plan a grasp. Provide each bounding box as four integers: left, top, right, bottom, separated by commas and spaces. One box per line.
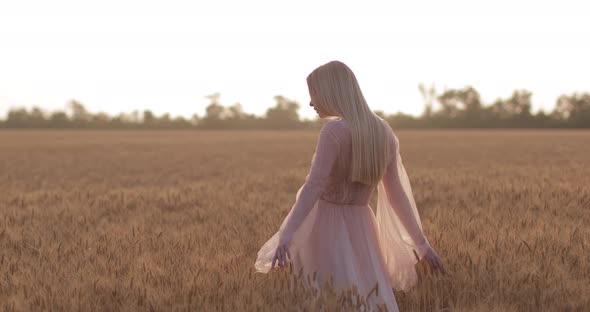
271, 244, 291, 270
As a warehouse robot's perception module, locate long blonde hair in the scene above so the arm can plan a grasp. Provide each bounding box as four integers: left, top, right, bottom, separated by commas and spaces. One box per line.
307, 60, 390, 185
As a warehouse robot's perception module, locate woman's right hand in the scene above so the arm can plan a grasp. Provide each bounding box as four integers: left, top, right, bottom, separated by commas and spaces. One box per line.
271, 243, 291, 270
422, 246, 446, 274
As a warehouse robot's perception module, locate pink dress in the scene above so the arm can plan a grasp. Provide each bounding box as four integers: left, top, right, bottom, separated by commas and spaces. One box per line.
255, 118, 432, 312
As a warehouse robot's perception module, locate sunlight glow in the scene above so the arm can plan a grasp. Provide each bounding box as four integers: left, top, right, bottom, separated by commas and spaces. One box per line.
1, 0, 589, 119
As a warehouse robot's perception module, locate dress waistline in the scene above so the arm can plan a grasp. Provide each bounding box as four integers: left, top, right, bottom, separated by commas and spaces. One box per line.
318, 198, 369, 208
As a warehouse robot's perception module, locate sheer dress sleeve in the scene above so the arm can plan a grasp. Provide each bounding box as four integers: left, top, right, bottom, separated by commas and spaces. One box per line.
381, 145, 432, 258
375, 129, 432, 290
277, 122, 341, 247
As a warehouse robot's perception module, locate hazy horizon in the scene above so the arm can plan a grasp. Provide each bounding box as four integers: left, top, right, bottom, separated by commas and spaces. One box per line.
1, 0, 589, 120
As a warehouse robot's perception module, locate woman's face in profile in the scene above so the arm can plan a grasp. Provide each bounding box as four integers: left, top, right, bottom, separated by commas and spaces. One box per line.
309, 100, 327, 118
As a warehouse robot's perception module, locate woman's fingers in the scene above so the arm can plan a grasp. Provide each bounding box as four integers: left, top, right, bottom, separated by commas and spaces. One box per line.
278, 247, 285, 268
428, 256, 437, 273
281, 245, 291, 269
280, 246, 285, 267
271, 245, 291, 270
429, 258, 437, 273
430, 255, 445, 274
432, 259, 440, 273
281, 246, 288, 268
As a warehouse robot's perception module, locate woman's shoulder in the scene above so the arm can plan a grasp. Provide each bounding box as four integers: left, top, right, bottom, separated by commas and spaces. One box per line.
324, 118, 349, 130
317, 119, 349, 147
321, 119, 349, 138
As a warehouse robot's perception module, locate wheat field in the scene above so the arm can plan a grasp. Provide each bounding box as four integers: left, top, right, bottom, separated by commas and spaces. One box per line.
0, 129, 588, 311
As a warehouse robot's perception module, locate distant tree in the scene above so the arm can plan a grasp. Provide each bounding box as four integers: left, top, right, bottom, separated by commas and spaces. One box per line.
436, 86, 483, 127
159, 113, 172, 127
48, 111, 70, 128
490, 89, 534, 127
225, 103, 264, 129
204, 102, 224, 119
3, 107, 48, 128
265, 95, 301, 129
385, 112, 419, 128
507, 90, 533, 117
507, 90, 534, 127
92, 112, 111, 128
130, 110, 141, 124
143, 110, 156, 125
2, 89, 588, 129
67, 99, 90, 126
532, 108, 559, 128
191, 113, 200, 126
29, 107, 47, 127
202, 92, 226, 128
419, 82, 436, 119
554, 92, 590, 127
172, 116, 191, 128
5, 108, 30, 128
436, 88, 462, 119
227, 103, 245, 120
490, 98, 513, 121
110, 112, 138, 128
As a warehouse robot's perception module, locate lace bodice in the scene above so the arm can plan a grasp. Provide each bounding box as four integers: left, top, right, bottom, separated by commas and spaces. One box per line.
314, 119, 385, 206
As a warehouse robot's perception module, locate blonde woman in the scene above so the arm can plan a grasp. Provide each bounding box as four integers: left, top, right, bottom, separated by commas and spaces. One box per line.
255, 61, 445, 311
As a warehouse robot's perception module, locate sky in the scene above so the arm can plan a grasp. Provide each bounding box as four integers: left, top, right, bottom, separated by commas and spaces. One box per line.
1, 0, 589, 120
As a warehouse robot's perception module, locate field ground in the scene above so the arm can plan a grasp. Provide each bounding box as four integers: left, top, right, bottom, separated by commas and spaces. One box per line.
0, 129, 589, 311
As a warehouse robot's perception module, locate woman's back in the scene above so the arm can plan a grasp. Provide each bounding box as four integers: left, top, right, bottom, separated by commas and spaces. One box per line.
318, 118, 395, 206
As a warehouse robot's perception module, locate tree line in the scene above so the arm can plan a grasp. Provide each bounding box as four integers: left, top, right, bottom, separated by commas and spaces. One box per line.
1, 86, 589, 129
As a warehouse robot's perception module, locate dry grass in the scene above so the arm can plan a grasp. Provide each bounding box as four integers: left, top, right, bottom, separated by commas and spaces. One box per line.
0, 129, 589, 311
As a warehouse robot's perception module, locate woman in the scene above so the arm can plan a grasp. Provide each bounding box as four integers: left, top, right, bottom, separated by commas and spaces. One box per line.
255, 60, 445, 311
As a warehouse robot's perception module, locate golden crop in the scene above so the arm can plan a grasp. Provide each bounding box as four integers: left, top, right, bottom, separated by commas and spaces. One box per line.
0, 129, 588, 311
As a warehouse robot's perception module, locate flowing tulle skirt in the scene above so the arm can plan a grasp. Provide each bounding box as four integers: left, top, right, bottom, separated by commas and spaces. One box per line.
255, 197, 400, 312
